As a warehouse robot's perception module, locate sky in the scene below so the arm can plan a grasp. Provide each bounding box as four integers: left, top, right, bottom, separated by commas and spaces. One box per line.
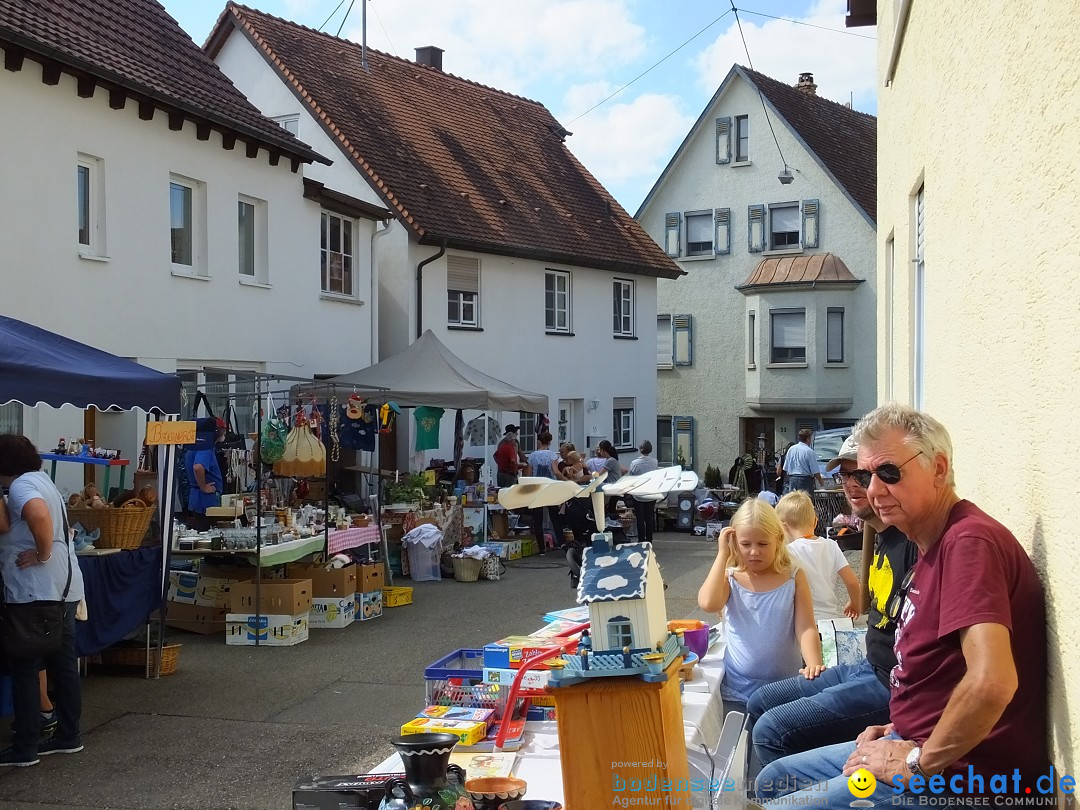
165, 0, 877, 213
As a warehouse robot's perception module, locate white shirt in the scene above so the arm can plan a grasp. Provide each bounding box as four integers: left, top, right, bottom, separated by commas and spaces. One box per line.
787, 535, 850, 620
783, 441, 818, 477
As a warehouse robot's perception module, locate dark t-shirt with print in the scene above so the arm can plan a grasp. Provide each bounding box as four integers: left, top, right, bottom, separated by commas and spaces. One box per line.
889, 500, 1048, 782
865, 526, 918, 686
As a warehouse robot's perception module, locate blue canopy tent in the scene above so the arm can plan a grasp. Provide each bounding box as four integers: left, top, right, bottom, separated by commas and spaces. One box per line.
0, 315, 182, 672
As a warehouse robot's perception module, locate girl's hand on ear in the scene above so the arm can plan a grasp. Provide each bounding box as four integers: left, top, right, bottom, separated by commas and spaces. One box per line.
718, 527, 736, 562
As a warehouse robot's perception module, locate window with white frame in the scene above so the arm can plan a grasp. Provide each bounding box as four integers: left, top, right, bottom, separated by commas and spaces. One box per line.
735, 115, 749, 162
77, 154, 106, 256
656, 314, 673, 369
826, 308, 845, 363
517, 412, 537, 453
177, 369, 259, 437
447, 255, 480, 327
613, 397, 635, 449
686, 211, 713, 256
748, 310, 756, 366
238, 195, 268, 284
169, 174, 205, 274
656, 416, 673, 464
273, 114, 299, 136
607, 617, 633, 650
545, 269, 571, 333
770, 308, 806, 363
321, 210, 354, 296
612, 279, 635, 337
770, 203, 800, 249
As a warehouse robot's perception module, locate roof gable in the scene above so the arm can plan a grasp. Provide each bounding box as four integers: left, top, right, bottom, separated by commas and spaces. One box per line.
212, 4, 682, 279
0, 0, 323, 165
637, 65, 876, 225
578, 542, 654, 603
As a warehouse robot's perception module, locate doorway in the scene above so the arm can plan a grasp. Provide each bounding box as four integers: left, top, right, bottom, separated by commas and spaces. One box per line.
558, 399, 583, 450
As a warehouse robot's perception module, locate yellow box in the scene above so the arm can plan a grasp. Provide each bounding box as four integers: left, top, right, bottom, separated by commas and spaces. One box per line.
382, 586, 413, 607
400, 717, 486, 746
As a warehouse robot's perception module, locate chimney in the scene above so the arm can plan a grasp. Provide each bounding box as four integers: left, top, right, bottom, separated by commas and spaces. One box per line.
795, 72, 817, 95
414, 46, 444, 71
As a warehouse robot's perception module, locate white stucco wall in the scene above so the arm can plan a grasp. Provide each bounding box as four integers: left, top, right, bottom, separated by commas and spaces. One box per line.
0, 55, 374, 473
875, 1, 1079, 772
639, 74, 876, 472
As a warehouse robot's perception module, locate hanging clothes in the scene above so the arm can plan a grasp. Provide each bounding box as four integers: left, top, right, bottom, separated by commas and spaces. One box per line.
338, 403, 378, 451
465, 415, 501, 445
535, 413, 550, 437
413, 406, 445, 451
453, 410, 465, 472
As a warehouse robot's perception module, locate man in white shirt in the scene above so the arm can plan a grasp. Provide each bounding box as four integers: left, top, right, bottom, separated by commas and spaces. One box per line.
782, 429, 823, 495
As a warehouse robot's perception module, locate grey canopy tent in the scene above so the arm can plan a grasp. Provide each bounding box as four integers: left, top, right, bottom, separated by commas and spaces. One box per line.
322, 329, 548, 411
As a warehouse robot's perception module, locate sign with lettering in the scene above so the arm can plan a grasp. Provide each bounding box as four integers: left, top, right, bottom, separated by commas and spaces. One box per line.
145, 421, 197, 445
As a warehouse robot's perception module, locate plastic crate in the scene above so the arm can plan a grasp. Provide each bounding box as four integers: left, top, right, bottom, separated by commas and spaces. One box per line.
424, 648, 486, 681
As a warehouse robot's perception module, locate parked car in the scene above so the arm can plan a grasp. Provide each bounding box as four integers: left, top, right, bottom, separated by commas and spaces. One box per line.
811, 427, 854, 482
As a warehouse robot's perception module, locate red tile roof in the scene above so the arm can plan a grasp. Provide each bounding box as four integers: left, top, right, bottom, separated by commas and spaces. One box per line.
0, 0, 323, 164
739, 67, 877, 223
210, 3, 683, 279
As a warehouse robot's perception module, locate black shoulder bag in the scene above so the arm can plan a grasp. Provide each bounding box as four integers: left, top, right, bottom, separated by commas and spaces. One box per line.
0, 507, 73, 660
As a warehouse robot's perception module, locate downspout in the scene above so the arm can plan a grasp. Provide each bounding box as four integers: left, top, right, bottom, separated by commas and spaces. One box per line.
884, 0, 913, 87
369, 218, 391, 365
415, 243, 446, 340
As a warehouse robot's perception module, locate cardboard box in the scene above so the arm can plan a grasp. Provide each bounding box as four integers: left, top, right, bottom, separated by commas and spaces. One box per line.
164, 602, 228, 635
381, 586, 412, 607
226, 613, 309, 646
167, 571, 199, 604
293, 772, 404, 810
359, 563, 385, 593
357, 590, 382, 621
230, 579, 312, 615
520, 537, 539, 557
418, 705, 494, 723
486, 539, 521, 560
482, 667, 551, 689
287, 563, 358, 599
489, 510, 509, 538
484, 636, 560, 669
400, 717, 486, 746
309, 596, 356, 629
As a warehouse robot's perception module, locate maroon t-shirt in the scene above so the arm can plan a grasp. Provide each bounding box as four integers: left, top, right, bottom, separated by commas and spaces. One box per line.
890, 500, 1047, 782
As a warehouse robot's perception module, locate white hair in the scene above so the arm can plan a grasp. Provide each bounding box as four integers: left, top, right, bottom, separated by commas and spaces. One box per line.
853, 402, 955, 487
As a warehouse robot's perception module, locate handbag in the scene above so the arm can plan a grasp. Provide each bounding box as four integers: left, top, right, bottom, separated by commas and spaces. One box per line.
0, 507, 73, 660
219, 403, 248, 452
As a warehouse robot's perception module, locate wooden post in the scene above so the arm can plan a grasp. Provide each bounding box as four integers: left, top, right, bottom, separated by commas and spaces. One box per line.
548, 658, 692, 809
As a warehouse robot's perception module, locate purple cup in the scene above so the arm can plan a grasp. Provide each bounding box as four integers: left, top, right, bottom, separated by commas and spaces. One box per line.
683, 626, 709, 660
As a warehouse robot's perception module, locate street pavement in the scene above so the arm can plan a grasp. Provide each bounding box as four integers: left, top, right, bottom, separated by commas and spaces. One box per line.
0, 531, 718, 809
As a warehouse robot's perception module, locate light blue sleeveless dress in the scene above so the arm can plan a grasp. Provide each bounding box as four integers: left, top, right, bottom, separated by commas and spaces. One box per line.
720, 570, 803, 704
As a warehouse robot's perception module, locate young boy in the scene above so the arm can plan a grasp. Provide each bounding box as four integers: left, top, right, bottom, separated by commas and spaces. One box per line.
775, 491, 859, 621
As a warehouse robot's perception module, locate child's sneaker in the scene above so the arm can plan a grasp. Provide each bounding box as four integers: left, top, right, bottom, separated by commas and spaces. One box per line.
0, 747, 39, 767
37, 737, 83, 756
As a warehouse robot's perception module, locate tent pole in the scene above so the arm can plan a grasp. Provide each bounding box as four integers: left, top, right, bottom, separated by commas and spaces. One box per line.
154, 412, 177, 679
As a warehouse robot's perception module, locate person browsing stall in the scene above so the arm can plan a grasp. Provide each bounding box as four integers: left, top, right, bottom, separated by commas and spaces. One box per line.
782, 429, 823, 495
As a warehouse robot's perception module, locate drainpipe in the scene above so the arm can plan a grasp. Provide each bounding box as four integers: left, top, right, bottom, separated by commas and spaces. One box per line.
415, 243, 446, 340
369, 219, 391, 365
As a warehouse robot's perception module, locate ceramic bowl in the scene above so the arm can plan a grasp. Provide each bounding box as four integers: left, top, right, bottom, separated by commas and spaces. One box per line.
465, 776, 527, 809
498, 801, 562, 810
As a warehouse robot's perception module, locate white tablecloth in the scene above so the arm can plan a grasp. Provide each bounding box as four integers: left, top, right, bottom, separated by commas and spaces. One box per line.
374, 631, 730, 805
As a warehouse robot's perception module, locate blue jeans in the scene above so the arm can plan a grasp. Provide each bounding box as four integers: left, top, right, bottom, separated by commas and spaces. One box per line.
9, 602, 81, 754
787, 474, 815, 495
748, 659, 890, 769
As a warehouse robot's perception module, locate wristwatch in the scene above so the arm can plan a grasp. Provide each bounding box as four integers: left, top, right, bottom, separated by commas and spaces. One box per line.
906, 746, 928, 778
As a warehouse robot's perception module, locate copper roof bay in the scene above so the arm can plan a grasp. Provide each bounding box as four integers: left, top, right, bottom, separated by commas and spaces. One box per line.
213, 3, 682, 279
738, 253, 864, 291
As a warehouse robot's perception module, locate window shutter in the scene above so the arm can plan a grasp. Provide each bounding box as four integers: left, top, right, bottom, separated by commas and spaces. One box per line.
713, 208, 731, 255
715, 117, 732, 165
613, 397, 635, 410
447, 255, 479, 292
748, 204, 765, 253
664, 213, 682, 257
674, 416, 695, 470
801, 199, 820, 248
656, 314, 673, 369
673, 314, 693, 366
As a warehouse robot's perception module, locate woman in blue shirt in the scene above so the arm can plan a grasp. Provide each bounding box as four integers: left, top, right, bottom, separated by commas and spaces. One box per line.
0, 434, 86, 766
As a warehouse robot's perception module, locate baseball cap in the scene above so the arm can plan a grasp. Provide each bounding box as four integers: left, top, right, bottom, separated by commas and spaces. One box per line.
825, 435, 858, 472
504, 424, 519, 433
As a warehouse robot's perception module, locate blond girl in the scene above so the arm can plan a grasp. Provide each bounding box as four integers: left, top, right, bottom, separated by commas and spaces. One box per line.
697, 499, 823, 709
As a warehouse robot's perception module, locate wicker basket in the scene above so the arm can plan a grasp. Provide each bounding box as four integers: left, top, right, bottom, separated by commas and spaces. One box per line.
452, 556, 484, 582
98, 642, 181, 676
68, 501, 154, 549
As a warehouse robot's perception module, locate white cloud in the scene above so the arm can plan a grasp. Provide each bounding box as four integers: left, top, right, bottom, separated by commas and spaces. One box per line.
597, 574, 629, 591
695, 0, 877, 111
346, 0, 646, 98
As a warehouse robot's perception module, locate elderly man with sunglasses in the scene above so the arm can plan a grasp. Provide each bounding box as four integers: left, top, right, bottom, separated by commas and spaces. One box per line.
755, 403, 1047, 808
748, 434, 917, 776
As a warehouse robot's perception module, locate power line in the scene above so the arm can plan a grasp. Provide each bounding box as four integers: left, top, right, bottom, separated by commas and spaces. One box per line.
738, 8, 876, 40
317, 0, 347, 33
335, 0, 357, 37
566, 9, 733, 126
729, 1, 787, 169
